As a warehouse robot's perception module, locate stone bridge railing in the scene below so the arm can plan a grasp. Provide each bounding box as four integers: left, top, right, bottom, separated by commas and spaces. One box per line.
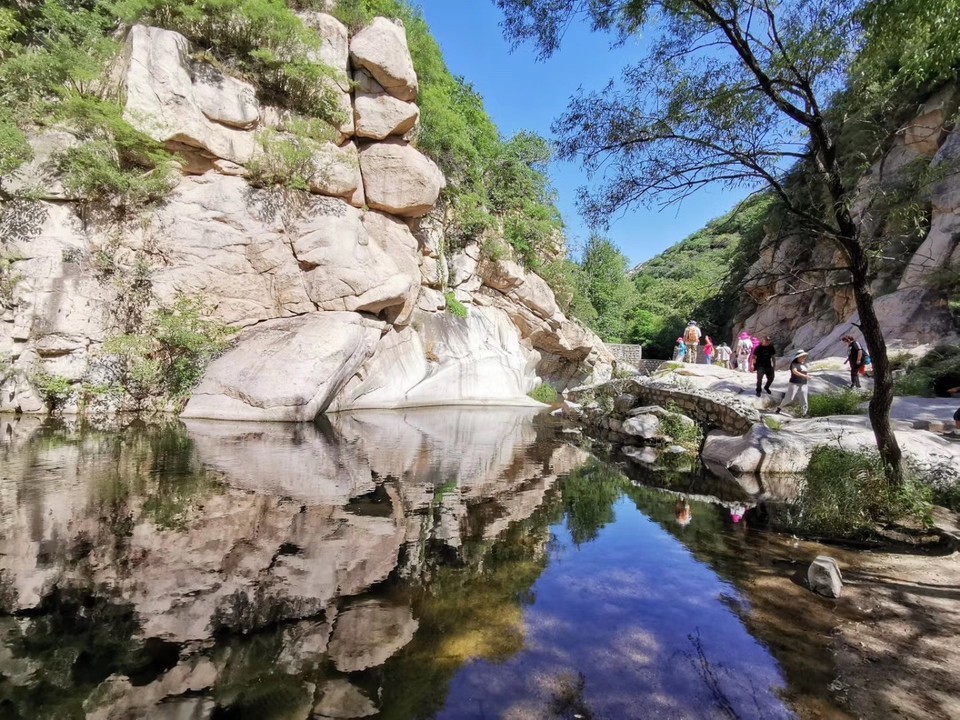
567, 376, 760, 435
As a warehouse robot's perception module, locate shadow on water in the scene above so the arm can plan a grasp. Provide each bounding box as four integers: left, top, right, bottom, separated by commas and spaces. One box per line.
0, 410, 849, 719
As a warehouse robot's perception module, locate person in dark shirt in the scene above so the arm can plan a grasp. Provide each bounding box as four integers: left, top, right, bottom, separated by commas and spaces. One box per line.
842, 335, 864, 388
753, 336, 776, 396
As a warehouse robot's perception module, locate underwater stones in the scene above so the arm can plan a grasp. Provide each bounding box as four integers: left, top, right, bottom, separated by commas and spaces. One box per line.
327, 599, 418, 673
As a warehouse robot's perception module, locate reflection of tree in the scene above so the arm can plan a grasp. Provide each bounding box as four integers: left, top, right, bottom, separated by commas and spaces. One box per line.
561, 458, 627, 546
373, 498, 563, 720
0, 589, 173, 719
550, 671, 599, 720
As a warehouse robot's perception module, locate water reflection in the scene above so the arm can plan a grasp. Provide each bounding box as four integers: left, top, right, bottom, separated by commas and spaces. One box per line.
0, 410, 803, 719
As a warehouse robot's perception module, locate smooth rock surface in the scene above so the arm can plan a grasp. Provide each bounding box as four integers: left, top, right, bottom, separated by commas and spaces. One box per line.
808, 556, 843, 598
349, 17, 419, 102
182, 312, 384, 422
359, 140, 444, 217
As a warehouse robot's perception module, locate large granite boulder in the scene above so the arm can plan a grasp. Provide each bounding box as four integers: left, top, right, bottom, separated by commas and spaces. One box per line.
330, 306, 542, 410
354, 91, 420, 140
358, 139, 444, 217
182, 312, 384, 422
294, 203, 420, 323
308, 140, 364, 205
349, 17, 419, 102
123, 25, 257, 164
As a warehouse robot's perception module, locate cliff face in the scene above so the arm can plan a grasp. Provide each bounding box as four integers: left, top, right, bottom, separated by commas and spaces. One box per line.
737, 87, 960, 358
0, 14, 613, 419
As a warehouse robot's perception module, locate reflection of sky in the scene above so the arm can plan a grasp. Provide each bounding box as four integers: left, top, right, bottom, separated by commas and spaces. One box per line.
437, 497, 795, 720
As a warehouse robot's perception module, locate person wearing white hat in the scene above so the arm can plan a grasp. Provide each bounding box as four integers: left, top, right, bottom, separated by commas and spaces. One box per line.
776, 349, 810, 416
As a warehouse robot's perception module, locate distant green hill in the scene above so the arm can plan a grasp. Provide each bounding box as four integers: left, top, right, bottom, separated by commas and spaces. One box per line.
628, 194, 773, 359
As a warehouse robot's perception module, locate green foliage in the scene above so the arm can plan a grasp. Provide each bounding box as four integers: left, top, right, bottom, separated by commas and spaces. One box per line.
628, 194, 774, 358
852, 0, 960, 101
789, 447, 932, 538
560, 457, 626, 545
659, 402, 702, 450
578, 234, 638, 343
30, 369, 74, 412
528, 383, 558, 404
444, 291, 468, 318
0, 108, 31, 178
894, 343, 960, 397
807, 389, 870, 417
100, 295, 236, 408
246, 129, 315, 191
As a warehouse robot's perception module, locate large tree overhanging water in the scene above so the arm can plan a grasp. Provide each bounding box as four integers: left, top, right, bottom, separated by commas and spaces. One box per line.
495, 0, 960, 483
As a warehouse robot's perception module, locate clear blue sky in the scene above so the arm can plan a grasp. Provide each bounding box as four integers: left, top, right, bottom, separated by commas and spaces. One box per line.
414, 0, 752, 266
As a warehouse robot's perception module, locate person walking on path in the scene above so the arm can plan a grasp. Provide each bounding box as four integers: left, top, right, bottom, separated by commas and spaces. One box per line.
776, 349, 810, 416
736, 333, 752, 373
842, 335, 865, 388
753, 336, 776, 396
948, 386, 960, 435
704, 336, 715, 365
673, 337, 687, 361
716, 342, 732, 368
683, 321, 701, 363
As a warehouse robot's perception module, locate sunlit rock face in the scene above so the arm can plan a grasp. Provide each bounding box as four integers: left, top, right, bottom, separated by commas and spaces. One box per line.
1, 14, 614, 419
737, 86, 960, 357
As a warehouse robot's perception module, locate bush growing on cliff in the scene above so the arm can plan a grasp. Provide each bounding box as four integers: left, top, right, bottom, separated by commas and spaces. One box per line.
444, 292, 468, 319
100, 296, 236, 409
528, 383, 558, 404
31, 369, 75, 413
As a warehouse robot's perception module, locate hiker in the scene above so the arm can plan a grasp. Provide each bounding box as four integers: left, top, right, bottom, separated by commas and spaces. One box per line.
683, 321, 701, 363
704, 336, 715, 365
776, 349, 810, 416
673, 337, 687, 361
735, 332, 752, 373
949, 386, 960, 434
842, 335, 865, 388
716, 342, 732, 368
753, 336, 776, 397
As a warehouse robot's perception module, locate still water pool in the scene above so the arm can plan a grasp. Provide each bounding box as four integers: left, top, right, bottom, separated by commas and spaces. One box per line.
0, 408, 828, 719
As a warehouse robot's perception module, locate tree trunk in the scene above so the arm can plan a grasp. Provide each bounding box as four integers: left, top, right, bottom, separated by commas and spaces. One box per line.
847, 243, 904, 483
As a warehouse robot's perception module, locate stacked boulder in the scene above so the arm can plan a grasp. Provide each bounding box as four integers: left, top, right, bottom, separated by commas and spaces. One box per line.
0, 13, 614, 419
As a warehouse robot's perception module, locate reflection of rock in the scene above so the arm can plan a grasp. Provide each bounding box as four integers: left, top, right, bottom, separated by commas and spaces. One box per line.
327, 599, 418, 672
314, 678, 379, 718
87, 657, 218, 720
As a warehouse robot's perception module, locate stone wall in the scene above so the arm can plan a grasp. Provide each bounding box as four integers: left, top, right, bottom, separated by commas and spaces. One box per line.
605, 343, 643, 365
623, 378, 760, 434
567, 376, 760, 435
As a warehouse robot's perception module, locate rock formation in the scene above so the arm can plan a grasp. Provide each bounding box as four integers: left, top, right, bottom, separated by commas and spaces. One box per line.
0, 14, 614, 419
738, 86, 960, 358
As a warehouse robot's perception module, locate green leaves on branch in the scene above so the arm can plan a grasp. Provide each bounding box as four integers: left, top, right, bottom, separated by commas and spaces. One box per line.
100, 296, 236, 408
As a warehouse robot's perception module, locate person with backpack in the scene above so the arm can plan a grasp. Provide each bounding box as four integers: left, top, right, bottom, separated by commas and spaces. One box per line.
753, 336, 776, 396
716, 342, 732, 368
842, 335, 864, 388
683, 321, 701, 363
